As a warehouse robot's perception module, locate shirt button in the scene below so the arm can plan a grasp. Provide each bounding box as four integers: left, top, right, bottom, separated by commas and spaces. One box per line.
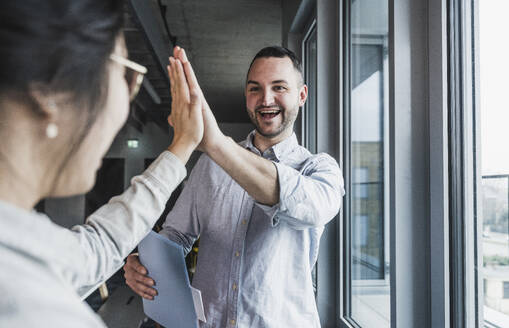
241, 220, 247, 225
232, 283, 237, 291
230, 319, 236, 325
235, 251, 240, 257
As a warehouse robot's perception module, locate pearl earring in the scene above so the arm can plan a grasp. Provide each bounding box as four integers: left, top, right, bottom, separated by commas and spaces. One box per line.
46, 99, 58, 139
46, 122, 58, 139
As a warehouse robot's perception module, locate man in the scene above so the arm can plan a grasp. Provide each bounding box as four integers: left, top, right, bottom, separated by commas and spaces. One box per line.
125, 45, 344, 327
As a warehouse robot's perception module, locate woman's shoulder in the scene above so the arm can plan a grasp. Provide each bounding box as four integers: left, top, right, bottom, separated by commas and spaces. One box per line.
0, 251, 105, 327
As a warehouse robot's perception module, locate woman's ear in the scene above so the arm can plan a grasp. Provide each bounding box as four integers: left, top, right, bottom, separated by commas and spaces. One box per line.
28, 84, 68, 139
28, 83, 61, 120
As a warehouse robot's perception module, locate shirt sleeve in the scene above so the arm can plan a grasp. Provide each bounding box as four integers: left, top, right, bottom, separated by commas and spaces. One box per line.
158, 156, 205, 256
256, 153, 345, 230
70, 151, 186, 296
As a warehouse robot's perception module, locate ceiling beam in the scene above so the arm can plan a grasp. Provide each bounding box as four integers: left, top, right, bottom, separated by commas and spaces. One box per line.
134, 90, 169, 133
128, 0, 174, 86
142, 79, 162, 105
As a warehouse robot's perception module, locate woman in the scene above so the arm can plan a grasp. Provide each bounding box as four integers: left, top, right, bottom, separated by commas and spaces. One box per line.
0, 0, 201, 326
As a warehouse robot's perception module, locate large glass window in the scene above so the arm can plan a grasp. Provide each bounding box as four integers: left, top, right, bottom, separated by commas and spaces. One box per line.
302, 19, 318, 293
478, 1, 509, 325
302, 21, 317, 154
453, 0, 509, 326
345, 0, 389, 326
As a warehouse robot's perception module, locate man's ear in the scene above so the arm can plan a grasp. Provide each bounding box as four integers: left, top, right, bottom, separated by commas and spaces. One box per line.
298, 84, 308, 107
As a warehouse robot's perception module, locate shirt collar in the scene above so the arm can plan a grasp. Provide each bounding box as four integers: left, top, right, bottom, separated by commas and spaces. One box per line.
243, 130, 299, 161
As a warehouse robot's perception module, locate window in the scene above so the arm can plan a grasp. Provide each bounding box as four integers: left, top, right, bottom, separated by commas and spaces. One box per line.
353, 215, 369, 248
353, 168, 369, 199
447, 0, 479, 325
302, 20, 317, 154
504, 282, 509, 300
301, 18, 318, 294
450, 0, 509, 326
344, 0, 389, 326
477, 0, 509, 324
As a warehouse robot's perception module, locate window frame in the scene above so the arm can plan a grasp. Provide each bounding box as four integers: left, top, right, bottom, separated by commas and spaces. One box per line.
300, 15, 319, 294
340, 0, 391, 326
288, 0, 463, 326
428, 0, 451, 326
285, 1, 342, 325
447, 0, 482, 326
301, 19, 318, 154
350, 36, 390, 286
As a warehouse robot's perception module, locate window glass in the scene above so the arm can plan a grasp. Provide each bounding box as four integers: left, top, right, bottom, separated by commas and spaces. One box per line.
348, 0, 389, 326
353, 168, 370, 199
479, 1, 509, 324
303, 22, 317, 154
302, 21, 318, 293
504, 282, 509, 300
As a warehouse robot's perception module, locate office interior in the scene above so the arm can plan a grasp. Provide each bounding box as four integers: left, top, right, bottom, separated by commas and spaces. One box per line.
34, 0, 509, 327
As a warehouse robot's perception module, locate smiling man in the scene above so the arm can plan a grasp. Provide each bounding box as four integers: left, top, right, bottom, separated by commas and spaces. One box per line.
245, 54, 303, 140
124, 46, 345, 328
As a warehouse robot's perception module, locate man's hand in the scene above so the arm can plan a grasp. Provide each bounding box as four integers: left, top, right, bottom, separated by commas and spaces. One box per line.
166, 52, 204, 164
123, 254, 157, 300
173, 47, 226, 154
171, 47, 279, 205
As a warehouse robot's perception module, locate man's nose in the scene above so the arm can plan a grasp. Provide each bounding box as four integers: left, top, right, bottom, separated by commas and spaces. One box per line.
261, 89, 275, 106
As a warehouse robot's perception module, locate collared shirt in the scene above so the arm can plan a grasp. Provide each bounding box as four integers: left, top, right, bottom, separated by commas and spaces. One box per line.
0, 151, 186, 327
160, 131, 345, 328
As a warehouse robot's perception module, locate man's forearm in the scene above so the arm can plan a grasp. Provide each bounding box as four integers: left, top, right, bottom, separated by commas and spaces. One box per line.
206, 135, 279, 206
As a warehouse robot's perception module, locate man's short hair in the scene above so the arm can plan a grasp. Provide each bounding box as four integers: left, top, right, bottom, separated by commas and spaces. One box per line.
247, 46, 303, 84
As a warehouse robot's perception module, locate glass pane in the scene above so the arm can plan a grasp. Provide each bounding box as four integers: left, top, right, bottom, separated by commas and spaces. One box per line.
303, 24, 317, 154
479, 1, 509, 324
302, 22, 318, 292
348, 0, 389, 326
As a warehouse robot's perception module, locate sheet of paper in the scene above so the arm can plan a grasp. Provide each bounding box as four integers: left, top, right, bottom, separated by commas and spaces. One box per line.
191, 286, 206, 323
138, 231, 198, 328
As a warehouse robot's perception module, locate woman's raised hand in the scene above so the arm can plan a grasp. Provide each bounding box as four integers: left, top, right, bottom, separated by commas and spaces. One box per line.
173, 47, 226, 154
166, 50, 204, 163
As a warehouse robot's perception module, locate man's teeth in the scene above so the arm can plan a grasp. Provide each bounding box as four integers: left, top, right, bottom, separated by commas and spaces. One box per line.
259, 110, 280, 114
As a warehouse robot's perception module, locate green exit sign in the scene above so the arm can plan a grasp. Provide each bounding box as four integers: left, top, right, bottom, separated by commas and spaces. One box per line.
127, 139, 139, 148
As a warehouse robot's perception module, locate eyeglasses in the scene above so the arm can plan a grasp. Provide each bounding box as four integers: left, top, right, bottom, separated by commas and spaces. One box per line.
110, 53, 148, 101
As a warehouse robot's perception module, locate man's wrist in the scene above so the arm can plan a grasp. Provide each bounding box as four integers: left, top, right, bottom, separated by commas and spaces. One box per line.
205, 134, 233, 158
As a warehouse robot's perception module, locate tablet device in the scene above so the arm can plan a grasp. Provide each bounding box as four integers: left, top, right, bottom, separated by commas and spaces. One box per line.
138, 231, 199, 328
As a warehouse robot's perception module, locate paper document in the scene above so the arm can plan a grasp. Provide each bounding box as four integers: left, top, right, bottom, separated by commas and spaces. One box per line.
191, 286, 206, 323
138, 231, 206, 328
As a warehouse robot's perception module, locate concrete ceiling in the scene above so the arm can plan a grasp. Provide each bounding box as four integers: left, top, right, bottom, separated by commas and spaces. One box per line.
124, 2, 172, 132
161, 0, 283, 123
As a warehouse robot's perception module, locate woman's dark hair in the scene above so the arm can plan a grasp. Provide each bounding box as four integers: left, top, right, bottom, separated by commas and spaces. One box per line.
0, 0, 124, 112
0, 0, 124, 191
247, 46, 304, 84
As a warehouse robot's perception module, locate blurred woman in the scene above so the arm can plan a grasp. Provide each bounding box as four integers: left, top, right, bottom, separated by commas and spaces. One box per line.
0, 0, 201, 326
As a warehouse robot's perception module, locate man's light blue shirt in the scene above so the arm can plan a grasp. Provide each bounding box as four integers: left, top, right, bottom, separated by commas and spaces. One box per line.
160, 131, 345, 328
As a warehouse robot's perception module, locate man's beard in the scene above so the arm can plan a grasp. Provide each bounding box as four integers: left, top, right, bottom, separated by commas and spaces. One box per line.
247, 104, 297, 138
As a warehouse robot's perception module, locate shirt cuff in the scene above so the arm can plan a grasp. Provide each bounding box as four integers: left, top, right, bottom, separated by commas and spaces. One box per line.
255, 202, 281, 226
255, 161, 298, 227
143, 150, 187, 197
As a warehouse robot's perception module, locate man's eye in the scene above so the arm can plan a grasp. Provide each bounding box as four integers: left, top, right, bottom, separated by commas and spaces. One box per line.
274, 86, 287, 91
249, 87, 259, 92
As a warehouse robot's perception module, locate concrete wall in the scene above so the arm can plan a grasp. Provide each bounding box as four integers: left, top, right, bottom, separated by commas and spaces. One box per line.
162, 0, 283, 123
282, 0, 305, 49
